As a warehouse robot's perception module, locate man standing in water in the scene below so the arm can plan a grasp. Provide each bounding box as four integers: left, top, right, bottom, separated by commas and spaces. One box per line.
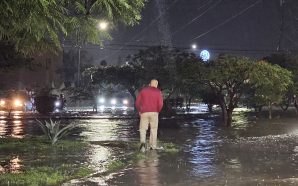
135, 79, 163, 152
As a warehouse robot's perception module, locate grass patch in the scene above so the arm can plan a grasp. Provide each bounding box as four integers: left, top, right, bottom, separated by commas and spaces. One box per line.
0, 138, 180, 184
160, 142, 180, 153
0, 137, 88, 153
91, 140, 180, 154
0, 137, 92, 185
97, 140, 180, 174
0, 165, 92, 186
105, 160, 126, 173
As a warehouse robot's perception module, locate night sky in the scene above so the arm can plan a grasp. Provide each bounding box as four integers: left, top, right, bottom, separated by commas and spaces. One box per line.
94, 0, 298, 64
3, 0, 298, 89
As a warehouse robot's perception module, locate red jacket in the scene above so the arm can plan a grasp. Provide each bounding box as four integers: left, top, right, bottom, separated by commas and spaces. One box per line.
135, 86, 163, 113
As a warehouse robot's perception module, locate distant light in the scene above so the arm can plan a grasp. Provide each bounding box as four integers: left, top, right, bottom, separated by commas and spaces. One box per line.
200, 50, 210, 61
111, 99, 117, 105
191, 44, 197, 49
55, 101, 61, 107
14, 99, 22, 107
99, 97, 105, 104
123, 99, 128, 105
97, 21, 108, 30
0, 100, 5, 106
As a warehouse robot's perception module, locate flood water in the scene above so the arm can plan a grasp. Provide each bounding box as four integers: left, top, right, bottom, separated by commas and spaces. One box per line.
1, 111, 298, 185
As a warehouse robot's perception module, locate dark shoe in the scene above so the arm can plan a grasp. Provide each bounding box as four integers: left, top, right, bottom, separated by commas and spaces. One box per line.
139, 143, 146, 152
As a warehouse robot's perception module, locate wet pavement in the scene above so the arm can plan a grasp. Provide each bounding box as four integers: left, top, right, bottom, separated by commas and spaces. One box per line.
1, 110, 298, 185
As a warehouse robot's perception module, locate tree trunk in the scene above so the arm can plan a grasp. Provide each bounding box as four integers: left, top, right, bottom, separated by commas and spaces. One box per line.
128, 89, 137, 111
221, 106, 228, 127
280, 97, 290, 111
219, 100, 233, 127
187, 98, 191, 111
258, 105, 263, 112
227, 109, 233, 127
207, 104, 213, 113
268, 101, 272, 119
294, 99, 298, 114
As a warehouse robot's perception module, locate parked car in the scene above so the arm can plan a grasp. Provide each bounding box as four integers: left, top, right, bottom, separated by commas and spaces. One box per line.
0, 90, 29, 111
35, 94, 66, 114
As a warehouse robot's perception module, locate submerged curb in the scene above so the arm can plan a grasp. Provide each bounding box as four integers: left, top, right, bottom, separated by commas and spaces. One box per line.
0, 112, 215, 120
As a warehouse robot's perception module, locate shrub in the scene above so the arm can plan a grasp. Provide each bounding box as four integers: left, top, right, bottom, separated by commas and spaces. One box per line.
36, 119, 76, 145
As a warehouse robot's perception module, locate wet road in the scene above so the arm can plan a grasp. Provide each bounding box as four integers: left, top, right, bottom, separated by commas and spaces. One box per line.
1, 111, 298, 185
70, 115, 298, 185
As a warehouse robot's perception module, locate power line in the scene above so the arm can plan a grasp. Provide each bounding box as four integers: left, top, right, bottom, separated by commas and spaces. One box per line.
197, 0, 216, 12
64, 43, 297, 54
131, 0, 180, 43
191, 0, 262, 40
171, 0, 223, 36
102, 0, 180, 61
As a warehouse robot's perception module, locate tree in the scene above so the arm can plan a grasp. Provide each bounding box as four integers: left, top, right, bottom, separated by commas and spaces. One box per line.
0, 0, 146, 55
126, 46, 182, 100
0, 1, 68, 55
264, 53, 298, 112
250, 61, 293, 119
202, 54, 253, 127
92, 46, 188, 112
199, 86, 220, 113
92, 64, 143, 105
126, 46, 188, 114
175, 52, 202, 110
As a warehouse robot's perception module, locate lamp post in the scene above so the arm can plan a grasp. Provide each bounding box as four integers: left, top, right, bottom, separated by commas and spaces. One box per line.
76, 21, 108, 86
75, 26, 81, 86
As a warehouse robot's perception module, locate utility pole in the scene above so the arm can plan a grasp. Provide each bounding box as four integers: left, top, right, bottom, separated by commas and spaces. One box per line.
76, 26, 81, 86
154, 0, 173, 47
277, 0, 286, 51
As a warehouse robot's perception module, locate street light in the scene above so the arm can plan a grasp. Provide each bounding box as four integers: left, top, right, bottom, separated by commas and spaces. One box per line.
191, 44, 197, 50
75, 26, 82, 86
97, 21, 108, 30
77, 21, 109, 86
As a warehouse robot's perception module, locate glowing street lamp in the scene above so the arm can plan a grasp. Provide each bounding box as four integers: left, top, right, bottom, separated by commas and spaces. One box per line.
97, 21, 108, 30
191, 44, 197, 50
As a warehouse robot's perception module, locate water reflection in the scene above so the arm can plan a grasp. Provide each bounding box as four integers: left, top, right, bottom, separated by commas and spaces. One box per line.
0, 110, 26, 138
0, 120, 6, 136
11, 120, 24, 138
190, 120, 219, 177
88, 146, 112, 172
0, 156, 22, 173
135, 151, 160, 186
76, 119, 137, 142
78, 120, 118, 141
0, 120, 24, 138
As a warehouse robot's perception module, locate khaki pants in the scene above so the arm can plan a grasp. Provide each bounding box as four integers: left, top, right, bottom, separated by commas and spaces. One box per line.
139, 112, 159, 149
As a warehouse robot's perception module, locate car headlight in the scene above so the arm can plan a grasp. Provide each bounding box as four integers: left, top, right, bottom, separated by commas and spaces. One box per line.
123, 99, 128, 105
14, 99, 22, 107
111, 98, 117, 105
0, 100, 5, 106
55, 101, 61, 107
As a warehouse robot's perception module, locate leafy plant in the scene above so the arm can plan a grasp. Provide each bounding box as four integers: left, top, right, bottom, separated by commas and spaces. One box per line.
36, 119, 76, 145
